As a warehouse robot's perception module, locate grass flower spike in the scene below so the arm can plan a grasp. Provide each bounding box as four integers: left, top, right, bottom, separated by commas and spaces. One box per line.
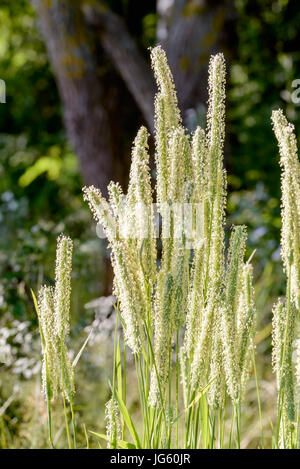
38, 285, 59, 402
105, 397, 121, 449
54, 235, 73, 338
272, 109, 300, 448
83, 47, 256, 442
35, 234, 76, 448
272, 110, 300, 310
35, 46, 264, 449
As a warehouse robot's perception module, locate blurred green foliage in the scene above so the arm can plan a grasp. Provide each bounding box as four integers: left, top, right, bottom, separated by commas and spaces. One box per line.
0, 1, 104, 363
229, 0, 300, 199
0, 0, 61, 140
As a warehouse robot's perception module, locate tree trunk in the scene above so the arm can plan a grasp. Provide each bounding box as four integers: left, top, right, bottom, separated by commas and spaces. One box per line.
33, 0, 234, 193
32, 0, 116, 196
159, 0, 235, 120
83, 3, 155, 133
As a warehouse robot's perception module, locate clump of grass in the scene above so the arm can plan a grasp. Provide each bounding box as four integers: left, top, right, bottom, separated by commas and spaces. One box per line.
33, 47, 300, 449
82, 46, 256, 449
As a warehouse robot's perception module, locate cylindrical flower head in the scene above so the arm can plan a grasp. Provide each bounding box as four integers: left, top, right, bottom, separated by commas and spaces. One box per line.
83, 185, 117, 243
221, 227, 248, 402
151, 45, 181, 209
108, 181, 124, 221
272, 110, 300, 310
54, 235, 73, 338
111, 242, 144, 354
237, 264, 256, 396
149, 272, 173, 407
184, 246, 205, 356
207, 308, 225, 409
150, 45, 181, 130
105, 397, 121, 449
272, 299, 286, 389
225, 226, 247, 318
219, 303, 239, 404
206, 53, 226, 202
128, 126, 157, 283
190, 291, 218, 390
192, 126, 207, 202
204, 54, 227, 292
203, 54, 227, 298
154, 93, 169, 206
272, 300, 296, 420
38, 285, 57, 350
38, 285, 60, 401
168, 127, 189, 202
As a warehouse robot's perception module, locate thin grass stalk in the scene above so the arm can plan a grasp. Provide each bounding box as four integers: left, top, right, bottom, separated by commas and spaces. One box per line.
276, 265, 293, 447
77, 46, 259, 450
234, 401, 241, 449
252, 344, 264, 448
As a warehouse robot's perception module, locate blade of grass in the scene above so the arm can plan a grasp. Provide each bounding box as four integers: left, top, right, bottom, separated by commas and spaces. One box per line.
89, 431, 136, 449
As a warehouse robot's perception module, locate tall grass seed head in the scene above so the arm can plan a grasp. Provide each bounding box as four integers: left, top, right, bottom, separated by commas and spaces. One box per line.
54, 235, 73, 338
105, 397, 121, 449
38, 285, 60, 401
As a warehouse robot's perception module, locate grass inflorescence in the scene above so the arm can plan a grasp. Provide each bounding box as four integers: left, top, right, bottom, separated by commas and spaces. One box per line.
33, 46, 300, 449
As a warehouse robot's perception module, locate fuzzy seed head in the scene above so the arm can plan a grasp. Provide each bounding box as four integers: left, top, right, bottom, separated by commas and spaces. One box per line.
272, 109, 300, 310
225, 226, 247, 315
105, 397, 121, 449
111, 242, 145, 353
237, 263, 256, 396
38, 285, 60, 401
83, 185, 116, 243
272, 299, 285, 388
54, 235, 73, 338
149, 272, 173, 407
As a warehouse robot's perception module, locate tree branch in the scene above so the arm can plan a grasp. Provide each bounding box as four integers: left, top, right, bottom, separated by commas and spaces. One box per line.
32, 0, 119, 196
158, 0, 235, 121
83, 3, 155, 133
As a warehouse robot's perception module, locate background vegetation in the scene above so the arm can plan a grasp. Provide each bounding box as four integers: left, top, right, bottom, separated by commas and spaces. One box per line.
0, 0, 299, 448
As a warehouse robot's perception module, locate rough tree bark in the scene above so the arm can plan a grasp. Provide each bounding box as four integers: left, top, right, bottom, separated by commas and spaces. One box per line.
83, 3, 156, 132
